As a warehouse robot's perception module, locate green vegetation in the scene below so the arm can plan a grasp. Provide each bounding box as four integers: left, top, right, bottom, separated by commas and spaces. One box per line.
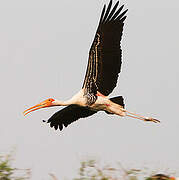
0, 154, 30, 180
0, 153, 176, 180
73, 160, 175, 180
74, 159, 141, 180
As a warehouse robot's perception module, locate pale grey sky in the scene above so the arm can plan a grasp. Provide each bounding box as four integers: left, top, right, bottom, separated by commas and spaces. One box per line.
0, 0, 179, 179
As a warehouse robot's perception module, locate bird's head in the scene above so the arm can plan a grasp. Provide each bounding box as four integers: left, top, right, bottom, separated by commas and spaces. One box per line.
23, 98, 55, 116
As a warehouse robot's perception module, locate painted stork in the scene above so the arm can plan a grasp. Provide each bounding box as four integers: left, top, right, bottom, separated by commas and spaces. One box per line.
23, 0, 160, 131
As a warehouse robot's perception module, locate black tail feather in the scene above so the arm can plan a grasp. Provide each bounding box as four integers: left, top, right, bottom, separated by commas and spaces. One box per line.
105, 96, 125, 115
110, 96, 125, 108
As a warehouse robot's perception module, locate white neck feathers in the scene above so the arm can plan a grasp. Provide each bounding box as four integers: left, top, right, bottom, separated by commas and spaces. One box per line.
52, 99, 73, 106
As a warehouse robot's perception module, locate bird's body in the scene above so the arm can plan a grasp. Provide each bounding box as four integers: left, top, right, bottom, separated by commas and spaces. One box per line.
54, 88, 126, 116
24, 0, 159, 131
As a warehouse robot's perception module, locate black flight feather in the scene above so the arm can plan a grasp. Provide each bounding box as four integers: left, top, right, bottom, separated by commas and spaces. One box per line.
47, 105, 97, 131
105, 1, 119, 23
82, 0, 128, 96
99, 5, 106, 24
110, 4, 124, 21
102, 0, 113, 23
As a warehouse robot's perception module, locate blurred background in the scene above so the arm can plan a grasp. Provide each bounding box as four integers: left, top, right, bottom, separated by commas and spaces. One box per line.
0, 0, 178, 179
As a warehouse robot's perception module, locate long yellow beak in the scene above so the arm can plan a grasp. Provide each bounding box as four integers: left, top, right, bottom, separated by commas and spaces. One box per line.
23, 99, 54, 116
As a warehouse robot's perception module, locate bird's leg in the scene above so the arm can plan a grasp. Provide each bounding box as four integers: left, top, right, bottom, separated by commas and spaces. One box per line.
96, 92, 110, 106
121, 109, 160, 123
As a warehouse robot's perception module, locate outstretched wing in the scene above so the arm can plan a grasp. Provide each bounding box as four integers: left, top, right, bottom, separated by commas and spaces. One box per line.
83, 0, 128, 96
47, 105, 97, 131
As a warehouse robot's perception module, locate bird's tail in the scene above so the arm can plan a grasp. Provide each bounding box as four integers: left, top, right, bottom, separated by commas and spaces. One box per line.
109, 96, 160, 123
105, 96, 125, 115
110, 96, 125, 108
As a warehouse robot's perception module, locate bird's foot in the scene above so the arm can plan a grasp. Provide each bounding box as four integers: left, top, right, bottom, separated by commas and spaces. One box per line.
144, 117, 160, 123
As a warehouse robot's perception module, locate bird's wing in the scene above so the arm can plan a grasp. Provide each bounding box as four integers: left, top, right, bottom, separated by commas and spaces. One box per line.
82, 0, 128, 96
47, 105, 97, 131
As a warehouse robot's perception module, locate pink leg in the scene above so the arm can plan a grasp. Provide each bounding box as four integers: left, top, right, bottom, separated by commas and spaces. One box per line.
96, 92, 110, 107
122, 109, 160, 123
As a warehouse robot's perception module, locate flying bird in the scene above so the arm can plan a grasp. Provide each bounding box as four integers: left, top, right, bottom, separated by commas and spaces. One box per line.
23, 0, 160, 131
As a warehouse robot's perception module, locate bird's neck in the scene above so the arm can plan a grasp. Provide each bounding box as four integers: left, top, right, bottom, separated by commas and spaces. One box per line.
53, 99, 73, 106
